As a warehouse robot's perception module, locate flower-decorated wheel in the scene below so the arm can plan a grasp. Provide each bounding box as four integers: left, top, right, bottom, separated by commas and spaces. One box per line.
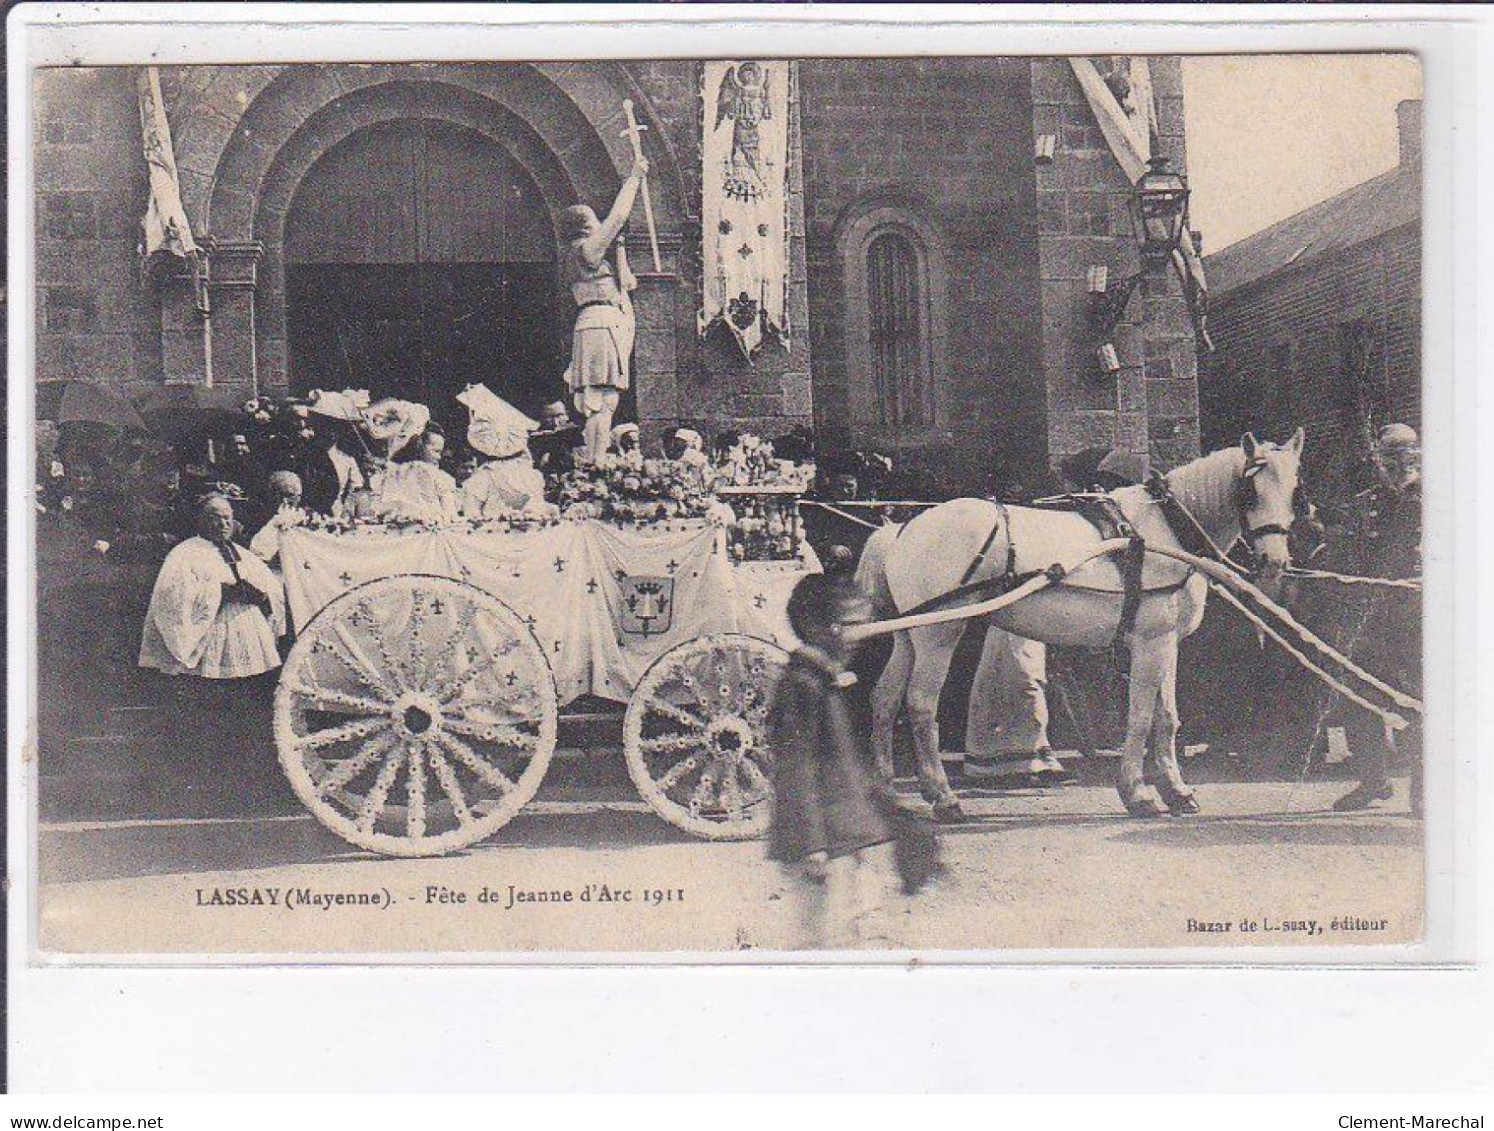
273, 574, 558, 857
623, 633, 789, 840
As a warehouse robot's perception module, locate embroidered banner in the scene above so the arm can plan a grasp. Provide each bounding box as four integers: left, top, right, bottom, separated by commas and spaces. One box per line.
699, 60, 791, 357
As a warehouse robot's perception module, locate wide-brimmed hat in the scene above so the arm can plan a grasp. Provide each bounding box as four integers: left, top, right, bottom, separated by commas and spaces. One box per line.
305, 388, 371, 421
360, 398, 430, 458
1096, 448, 1150, 485
458, 383, 538, 459
1377, 422, 1419, 452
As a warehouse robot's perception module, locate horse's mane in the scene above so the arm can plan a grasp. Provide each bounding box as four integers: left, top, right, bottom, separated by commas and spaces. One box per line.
1163, 445, 1246, 537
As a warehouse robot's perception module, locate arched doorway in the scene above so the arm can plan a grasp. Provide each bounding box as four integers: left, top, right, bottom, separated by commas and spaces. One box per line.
283, 117, 567, 436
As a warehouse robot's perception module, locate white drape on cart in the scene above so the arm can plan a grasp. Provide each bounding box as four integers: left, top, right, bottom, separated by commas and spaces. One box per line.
279, 519, 814, 706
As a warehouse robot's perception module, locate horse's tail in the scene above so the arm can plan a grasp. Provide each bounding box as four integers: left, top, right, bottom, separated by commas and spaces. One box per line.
854, 522, 902, 618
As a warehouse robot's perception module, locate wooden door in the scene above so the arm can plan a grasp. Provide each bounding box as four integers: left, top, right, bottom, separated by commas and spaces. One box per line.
285, 118, 564, 434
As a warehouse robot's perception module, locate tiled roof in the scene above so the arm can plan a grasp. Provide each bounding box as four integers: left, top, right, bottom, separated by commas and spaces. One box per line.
1204, 163, 1420, 296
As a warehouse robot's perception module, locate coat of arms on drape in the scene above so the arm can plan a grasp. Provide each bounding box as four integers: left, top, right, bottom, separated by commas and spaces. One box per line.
699, 60, 791, 358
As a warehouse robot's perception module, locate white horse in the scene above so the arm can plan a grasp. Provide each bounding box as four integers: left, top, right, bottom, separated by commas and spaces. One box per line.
856, 432, 1304, 821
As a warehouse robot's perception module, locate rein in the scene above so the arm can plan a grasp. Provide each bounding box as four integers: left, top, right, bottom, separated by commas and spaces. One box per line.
879, 453, 1288, 634
1146, 463, 1288, 581
1145, 447, 1292, 573
1145, 472, 1238, 569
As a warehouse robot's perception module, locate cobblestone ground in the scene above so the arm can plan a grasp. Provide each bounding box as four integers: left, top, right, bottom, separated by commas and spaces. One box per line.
37, 769, 1423, 956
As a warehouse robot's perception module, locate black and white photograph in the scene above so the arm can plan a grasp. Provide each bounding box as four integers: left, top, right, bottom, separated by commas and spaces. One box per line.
25, 42, 1432, 956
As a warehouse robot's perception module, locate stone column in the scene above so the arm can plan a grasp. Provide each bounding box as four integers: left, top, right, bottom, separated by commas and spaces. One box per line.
204, 240, 264, 397
1030, 57, 1200, 472
157, 266, 211, 386
626, 228, 682, 447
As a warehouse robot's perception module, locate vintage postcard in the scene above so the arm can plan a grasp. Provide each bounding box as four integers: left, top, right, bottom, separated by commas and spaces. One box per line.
25, 39, 1432, 959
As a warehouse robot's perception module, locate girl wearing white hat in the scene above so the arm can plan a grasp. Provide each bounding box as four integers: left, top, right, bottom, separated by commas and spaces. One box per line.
457, 384, 551, 518
610, 422, 644, 471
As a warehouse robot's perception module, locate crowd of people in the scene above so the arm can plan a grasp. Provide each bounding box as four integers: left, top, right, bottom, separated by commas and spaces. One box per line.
100, 381, 815, 682
38, 384, 818, 551
37, 366, 1422, 875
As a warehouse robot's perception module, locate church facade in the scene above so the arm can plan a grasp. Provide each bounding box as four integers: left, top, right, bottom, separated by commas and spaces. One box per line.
35, 57, 1201, 490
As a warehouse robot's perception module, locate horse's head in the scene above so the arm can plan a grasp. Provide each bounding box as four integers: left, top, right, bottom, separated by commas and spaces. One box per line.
1236, 428, 1305, 593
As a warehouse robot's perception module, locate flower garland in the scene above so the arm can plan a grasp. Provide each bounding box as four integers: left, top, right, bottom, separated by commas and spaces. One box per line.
717, 433, 815, 490
722, 496, 802, 562
555, 456, 717, 525
295, 510, 564, 537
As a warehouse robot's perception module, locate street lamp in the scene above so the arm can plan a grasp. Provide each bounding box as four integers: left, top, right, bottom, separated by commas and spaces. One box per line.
1132, 155, 1191, 263
1089, 154, 1196, 369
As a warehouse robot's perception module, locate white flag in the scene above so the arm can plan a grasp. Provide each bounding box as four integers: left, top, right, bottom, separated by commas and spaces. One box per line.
138, 66, 199, 269
1070, 58, 1209, 342
699, 60, 791, 357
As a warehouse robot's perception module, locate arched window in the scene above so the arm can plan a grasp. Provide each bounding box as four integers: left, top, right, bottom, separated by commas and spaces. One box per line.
837, 202, 947, 445
867, 232, 931, 427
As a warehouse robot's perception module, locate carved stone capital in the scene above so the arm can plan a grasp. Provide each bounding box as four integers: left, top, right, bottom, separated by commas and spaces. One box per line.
204, 239, 264, 290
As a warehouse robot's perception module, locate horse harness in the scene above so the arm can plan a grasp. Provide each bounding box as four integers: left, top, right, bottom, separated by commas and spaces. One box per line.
1058, 494, 1148, 650
1146, 457, 1288, 571
884, 459, 1285, 649
1231, 459, 1296, 568
958, 503, 1015, 587
893, 495, 1154, 649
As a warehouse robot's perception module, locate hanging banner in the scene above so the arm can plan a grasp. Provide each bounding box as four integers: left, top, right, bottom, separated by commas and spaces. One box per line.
137, 66, 200, 273
699, 60, 791, 357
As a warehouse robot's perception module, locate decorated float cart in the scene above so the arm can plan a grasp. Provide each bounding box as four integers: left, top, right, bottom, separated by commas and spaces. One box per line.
271, 447, 815, 858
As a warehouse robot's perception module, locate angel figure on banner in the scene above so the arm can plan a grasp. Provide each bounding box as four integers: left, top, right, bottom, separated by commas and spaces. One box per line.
716, 61, 774, 201
701, 60, 791, 358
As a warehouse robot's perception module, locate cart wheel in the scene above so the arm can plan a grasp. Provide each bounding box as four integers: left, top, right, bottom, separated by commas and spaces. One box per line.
623, 633, 789, 840
273, 574, 557, 857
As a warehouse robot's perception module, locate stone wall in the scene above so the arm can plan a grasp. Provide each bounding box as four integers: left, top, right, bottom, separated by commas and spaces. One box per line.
35, 68, 162, 399
799, 58, 1044, 491
33, 59, 1204, 480
625, 60, 814, 446
1202, 222, 1420, 498
1031, 57, 1201, 473
34, 62, 815, 446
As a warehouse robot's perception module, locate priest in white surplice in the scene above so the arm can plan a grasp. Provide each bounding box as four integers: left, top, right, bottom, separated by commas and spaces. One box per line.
457, 384, 553, 518
139, 493, 285, 679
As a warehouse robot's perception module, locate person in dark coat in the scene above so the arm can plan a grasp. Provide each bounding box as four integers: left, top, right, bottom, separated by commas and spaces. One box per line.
766, 570, 940, 947
298, 419, 366, 517
1327, 423, 1423, 812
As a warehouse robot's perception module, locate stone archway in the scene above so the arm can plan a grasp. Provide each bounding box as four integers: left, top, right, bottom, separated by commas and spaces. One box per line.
176, 63, 688, 407
244, 79, 595, 398
282, 116, 566, 429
